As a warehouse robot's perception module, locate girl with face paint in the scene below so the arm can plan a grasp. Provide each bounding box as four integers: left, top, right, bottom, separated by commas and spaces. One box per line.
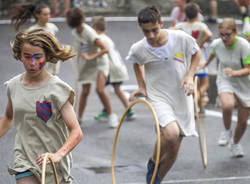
0, 29, 83, 183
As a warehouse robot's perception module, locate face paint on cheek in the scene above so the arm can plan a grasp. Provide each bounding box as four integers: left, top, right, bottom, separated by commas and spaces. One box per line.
39, 61, 46, 70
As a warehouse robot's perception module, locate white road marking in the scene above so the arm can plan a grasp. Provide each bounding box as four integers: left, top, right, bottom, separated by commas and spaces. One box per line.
0, 17, 243, 24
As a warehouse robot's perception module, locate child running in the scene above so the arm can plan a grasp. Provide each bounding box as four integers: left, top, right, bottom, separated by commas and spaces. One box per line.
201, 18, 250, 157
66, 7, 119, 127
11, 2, 60, 75
0, 29, 83, 183
91, 16, 135, 121
175, 2, 212, 110
127, 6, 201, 183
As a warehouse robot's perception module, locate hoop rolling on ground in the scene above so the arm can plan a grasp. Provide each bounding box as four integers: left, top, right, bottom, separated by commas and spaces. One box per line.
122, 175, 250, 184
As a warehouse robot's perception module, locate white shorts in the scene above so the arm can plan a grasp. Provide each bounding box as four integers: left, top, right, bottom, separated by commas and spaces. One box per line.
150, 100, 185, 136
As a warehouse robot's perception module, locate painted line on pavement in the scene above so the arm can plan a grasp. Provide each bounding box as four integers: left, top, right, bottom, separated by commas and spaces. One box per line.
0, 17, 243, 24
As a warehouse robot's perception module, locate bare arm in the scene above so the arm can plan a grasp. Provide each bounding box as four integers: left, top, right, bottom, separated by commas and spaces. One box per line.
0, 98, 13, 138
201, 53, 215, 68
180, 48, 201, 95
224, 64, 250, 77
129, 63, 147, 101
82, 38, 108, 61
36, 100, 83, 165
199, 28, 213, 48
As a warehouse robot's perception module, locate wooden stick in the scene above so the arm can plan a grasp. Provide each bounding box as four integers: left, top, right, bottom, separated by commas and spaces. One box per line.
41, 153, 59, 184
70, 59, 79, 112
194, 76, 208, 168
111, 98, 161, 184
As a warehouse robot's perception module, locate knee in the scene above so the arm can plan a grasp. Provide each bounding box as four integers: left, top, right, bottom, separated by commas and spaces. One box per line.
96, 87, 104, 95
222, 102, 234, 111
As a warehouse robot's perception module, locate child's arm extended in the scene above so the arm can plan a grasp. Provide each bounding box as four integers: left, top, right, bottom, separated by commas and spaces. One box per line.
82, 38, 108, 61
36, 100, 83, 165
129, 63, 147, 101
0, 98, 13, 138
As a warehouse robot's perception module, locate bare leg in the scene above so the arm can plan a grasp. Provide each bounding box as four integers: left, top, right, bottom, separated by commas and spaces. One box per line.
17, 175, 40, 184
63, 0, 70, 16
219, 92, 235, 130
113, 84, 129, 108
50, 0, 60, 15
233, 99, 249, 144
152, 122, 182, 181
96, 72, 112, 115
209, 0, 218, 19
78, 83, 91, 119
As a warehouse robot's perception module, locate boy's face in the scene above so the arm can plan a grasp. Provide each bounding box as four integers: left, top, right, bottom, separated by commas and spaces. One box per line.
140, 21, 163, 45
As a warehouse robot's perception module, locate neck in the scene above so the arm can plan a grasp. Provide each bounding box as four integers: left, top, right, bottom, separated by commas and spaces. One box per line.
23, 70, 50, 87
37, 21, 47, 27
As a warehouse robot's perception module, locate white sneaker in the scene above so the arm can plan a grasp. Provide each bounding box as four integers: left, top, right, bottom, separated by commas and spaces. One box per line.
230, 143, 244, 158
108, 113, 119, 128
218, 130, 232, 146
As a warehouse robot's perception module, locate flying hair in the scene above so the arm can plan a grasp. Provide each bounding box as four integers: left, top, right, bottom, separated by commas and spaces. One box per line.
11, 29, 76, 63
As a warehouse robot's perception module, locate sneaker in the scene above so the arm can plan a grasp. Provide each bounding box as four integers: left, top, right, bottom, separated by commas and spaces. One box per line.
125, 109, 135, 120
218, 130, 232, 146
230, 143, 244, 158
146, 159, 161, 184
108, 113, 119, 128
94, 109, 107, 120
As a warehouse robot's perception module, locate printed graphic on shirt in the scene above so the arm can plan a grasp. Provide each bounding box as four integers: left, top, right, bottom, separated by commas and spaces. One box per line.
191, 30, 200, 39
36, 101, 52, 123
173, 52, 184, 63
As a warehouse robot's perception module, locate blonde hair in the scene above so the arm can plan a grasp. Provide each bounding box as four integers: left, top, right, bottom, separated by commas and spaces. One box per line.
219, 18, 237, 33
92, 16, 106, 32
11, 29, 76, 63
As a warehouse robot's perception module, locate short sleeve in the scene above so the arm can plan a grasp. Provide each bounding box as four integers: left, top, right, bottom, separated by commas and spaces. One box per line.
51, 77, 75, 111
209, 39, 219, 56
126, 44, 140, 64
241, 39, 250, 65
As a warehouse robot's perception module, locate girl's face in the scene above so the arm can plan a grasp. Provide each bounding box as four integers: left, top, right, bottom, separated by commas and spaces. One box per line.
140, 21, 163, 46
21, 43, 47, 76
219, 27, 237, 47
36, 7, 51, 25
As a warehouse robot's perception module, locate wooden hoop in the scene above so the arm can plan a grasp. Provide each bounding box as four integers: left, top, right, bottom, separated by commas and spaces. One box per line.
70, 59, 79, 112
194, 76, 208, 168
111, 99, 161, 184
41, 153, 59, 184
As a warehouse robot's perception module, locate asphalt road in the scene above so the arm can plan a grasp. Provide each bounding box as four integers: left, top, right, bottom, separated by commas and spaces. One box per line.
0, 20, 250, 184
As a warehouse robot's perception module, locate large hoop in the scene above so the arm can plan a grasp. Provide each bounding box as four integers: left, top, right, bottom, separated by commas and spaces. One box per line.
41, 153, 59, 184
70, 59, 79, 112
111, 99, 161, 184
194, 76, 208, 168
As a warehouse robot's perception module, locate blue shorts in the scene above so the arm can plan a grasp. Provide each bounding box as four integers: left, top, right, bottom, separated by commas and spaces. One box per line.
196, 73, 208, 78
16, 170, 33, 179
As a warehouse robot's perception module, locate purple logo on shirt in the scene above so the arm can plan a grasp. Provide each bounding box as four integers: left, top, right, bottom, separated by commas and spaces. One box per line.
36, 101, 52, 123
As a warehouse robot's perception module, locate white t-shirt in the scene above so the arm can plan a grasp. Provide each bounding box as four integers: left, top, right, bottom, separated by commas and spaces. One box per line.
127, 29, 199, 136
210, 36, 250, 107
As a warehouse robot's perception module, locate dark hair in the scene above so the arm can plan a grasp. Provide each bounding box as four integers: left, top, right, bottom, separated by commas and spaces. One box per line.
11, 2, 49, 30
138, 5, 161, 25
185, 3, 199, 20
92, 16, 106, 32
66, 7, 85, 28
